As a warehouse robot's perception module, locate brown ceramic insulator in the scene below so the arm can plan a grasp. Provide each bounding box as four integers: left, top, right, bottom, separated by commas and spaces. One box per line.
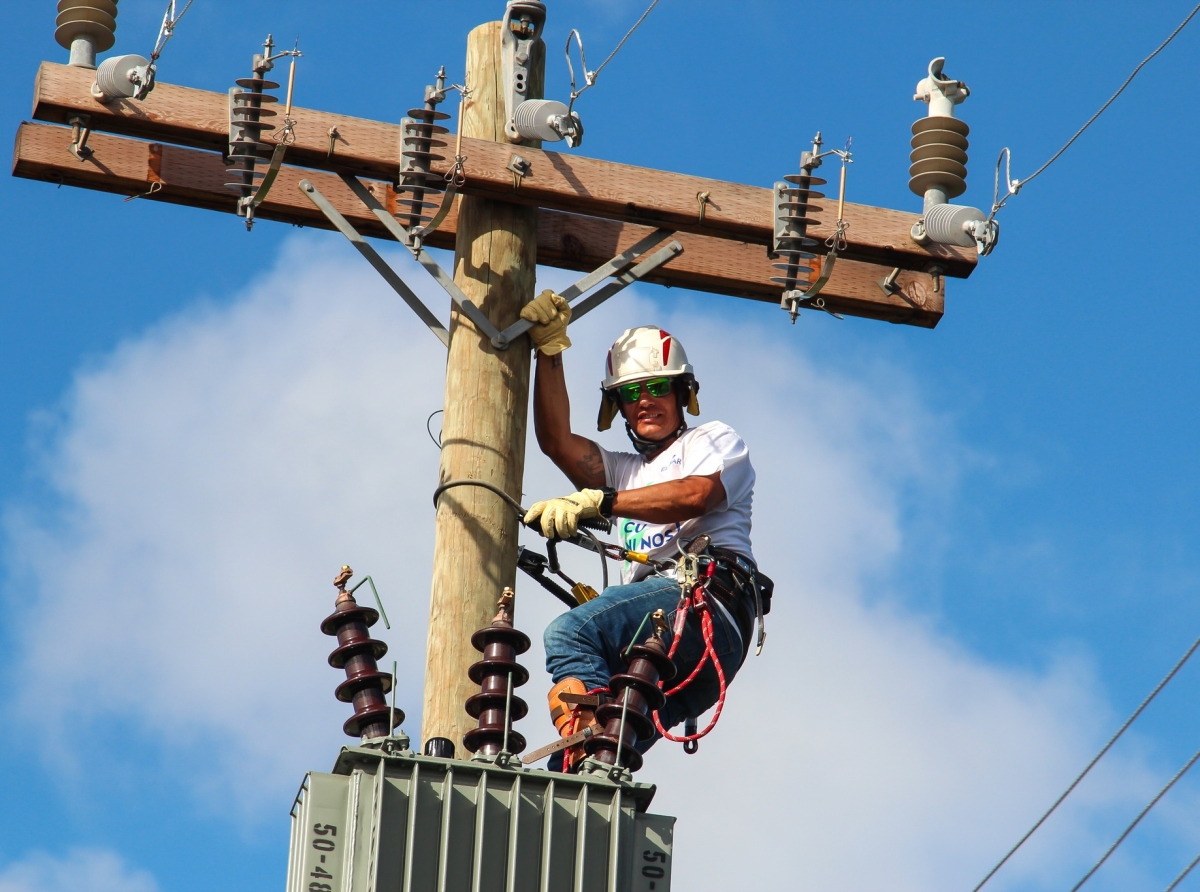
320, 568, 402, 739
585, 633, 676, 773
462, 593, 531, 757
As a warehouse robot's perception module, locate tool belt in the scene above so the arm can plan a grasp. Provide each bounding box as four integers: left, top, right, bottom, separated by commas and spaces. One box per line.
682, 536, 773, 656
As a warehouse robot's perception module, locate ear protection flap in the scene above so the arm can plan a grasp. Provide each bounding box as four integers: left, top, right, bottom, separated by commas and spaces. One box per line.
686, 389, 700, 416
597, 392, 620, 431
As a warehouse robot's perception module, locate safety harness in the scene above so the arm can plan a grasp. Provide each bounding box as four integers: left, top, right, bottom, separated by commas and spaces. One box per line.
651, 535, 773, 751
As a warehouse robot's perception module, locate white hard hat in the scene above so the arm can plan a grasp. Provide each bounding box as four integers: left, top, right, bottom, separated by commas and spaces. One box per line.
597, 327, 699, 432
601, 326, 694, 390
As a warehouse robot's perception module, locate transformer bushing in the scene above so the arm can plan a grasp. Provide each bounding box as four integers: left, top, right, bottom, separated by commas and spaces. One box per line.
320, 565, 401, 739
584, 610, 676, 773
463, 589, 530, 757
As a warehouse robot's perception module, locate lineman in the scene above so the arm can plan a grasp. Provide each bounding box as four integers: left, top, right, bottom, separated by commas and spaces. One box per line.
520, 290, 768, 769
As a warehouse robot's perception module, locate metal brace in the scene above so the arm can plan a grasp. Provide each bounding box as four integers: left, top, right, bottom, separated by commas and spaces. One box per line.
297, 174, 684, 351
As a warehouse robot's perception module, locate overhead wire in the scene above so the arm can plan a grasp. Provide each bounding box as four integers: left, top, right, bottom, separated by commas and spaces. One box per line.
566, 0, 663, 111
1164, 851, 1200, 892
1068, 741, 1200, 892
592, 0, 661, 82
989, 2, 1200, 220
971, 628, 1200, 892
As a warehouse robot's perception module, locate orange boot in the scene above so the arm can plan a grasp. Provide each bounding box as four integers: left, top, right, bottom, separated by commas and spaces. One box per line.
548, 678, 596, 771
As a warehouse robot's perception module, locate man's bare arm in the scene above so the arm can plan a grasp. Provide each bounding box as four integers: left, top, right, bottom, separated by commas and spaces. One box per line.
610, 472, 726, 524
532, 352, 607, 489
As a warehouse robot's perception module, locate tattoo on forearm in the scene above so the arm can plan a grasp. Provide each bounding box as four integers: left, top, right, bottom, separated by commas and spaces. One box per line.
577, 443, 604, 483
550, 355, 562, 369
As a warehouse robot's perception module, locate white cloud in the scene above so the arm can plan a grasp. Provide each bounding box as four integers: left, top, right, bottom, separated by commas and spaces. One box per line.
2, 235, 1189, 889
0, 849, 157, 892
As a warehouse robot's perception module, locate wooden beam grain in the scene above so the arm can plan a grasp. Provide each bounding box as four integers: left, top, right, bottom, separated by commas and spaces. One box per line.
30, 62, 975, 279
12, 122, 943, 326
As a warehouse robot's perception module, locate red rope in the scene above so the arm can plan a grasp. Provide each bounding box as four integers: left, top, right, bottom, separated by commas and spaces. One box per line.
653, 563, 727, 744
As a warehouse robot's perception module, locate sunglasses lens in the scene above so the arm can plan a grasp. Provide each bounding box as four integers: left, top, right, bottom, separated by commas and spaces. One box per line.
617, 378, 673, 403
618, 383, 641, 403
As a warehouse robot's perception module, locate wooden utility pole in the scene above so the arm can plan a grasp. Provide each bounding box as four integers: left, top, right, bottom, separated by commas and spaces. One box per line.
13, 6, 981, 753
422, 22, 545, 748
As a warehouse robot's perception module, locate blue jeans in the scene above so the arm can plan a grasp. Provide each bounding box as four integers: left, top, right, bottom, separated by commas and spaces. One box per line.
543, 575, 746, 755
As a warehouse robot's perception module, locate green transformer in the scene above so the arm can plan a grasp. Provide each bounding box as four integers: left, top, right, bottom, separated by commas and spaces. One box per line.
286, 741, 676, 892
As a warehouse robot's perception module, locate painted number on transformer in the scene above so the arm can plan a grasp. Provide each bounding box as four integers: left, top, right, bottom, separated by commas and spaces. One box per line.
307, 823, 338, 892
641, 849, 667, 890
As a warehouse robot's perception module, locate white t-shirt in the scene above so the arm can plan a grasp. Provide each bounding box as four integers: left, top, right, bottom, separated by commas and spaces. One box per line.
599, 420, 755, 583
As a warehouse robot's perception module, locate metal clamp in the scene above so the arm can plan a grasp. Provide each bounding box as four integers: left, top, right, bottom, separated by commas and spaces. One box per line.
67, 114, 93, 161
298, 174, 684, 352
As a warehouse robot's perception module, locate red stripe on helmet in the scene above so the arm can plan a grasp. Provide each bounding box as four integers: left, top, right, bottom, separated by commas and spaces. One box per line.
660, 329, 672, 366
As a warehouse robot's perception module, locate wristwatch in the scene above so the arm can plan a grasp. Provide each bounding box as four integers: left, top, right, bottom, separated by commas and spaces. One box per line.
598, 486, 617, 518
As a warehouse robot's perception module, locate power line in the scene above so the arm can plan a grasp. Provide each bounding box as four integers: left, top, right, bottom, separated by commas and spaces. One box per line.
1164, 851, 1200, 892
990, 2, 1200, 218
971, 628, 1200, 892
1069, 742, 1200, 892
566, 0, 663, 110
593, 0, 662, 82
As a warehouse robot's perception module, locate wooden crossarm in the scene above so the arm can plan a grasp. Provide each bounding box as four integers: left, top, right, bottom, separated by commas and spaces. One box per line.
12, 122, 944, 326
29, 62, 975, 280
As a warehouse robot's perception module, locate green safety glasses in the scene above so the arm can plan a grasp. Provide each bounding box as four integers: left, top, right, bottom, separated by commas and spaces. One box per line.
616, 377, 673, 404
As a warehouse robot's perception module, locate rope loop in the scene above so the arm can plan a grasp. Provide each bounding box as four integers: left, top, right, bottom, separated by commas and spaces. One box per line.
652, 562, 729, 746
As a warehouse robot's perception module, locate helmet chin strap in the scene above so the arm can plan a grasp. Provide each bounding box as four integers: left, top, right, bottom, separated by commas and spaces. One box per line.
624, 416, 688, 456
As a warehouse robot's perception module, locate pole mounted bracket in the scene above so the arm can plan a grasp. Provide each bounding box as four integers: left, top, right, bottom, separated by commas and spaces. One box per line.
297, 174, 684, 351
501, 1, 547, 142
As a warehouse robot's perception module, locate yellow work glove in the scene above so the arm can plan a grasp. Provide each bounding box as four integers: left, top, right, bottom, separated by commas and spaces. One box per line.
520, 289, 572, 355
524, 489, 604, 540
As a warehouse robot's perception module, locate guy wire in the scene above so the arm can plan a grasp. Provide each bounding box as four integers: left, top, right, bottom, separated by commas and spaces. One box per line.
971, 627, 1200, 892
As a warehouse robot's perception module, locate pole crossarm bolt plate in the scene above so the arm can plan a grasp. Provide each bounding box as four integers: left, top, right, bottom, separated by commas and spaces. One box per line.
298, 174, 684, 351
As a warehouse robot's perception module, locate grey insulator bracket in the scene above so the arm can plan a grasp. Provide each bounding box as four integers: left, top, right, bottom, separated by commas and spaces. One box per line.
297, 175, 683, 351
501, 1, 547, 142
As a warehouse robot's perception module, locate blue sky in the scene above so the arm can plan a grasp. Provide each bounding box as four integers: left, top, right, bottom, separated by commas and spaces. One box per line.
3, 1, 1200, 891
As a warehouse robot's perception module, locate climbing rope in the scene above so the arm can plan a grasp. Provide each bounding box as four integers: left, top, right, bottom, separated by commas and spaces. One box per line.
652, 560, 729, 746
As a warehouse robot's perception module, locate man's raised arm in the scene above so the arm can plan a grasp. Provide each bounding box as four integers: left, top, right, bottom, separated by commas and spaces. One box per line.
532, 352, 607, 490
520, 290, 606, 490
